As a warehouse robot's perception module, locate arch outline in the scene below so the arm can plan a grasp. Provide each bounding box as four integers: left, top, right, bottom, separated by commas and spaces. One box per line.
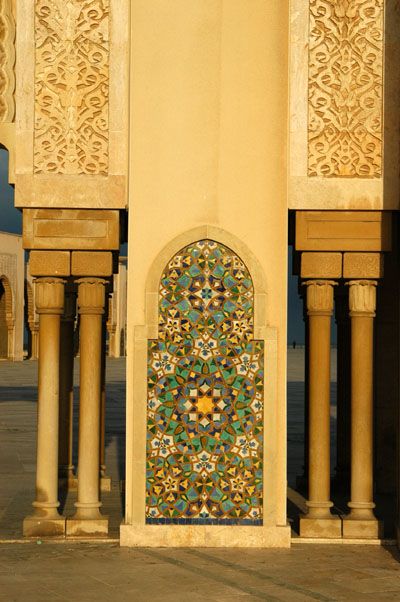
145, 225, 268, 339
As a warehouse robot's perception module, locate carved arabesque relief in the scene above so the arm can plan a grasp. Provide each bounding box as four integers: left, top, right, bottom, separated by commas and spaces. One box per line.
0, 0, 16, 122
308, 0, 383, 178
34, 0, 109, 175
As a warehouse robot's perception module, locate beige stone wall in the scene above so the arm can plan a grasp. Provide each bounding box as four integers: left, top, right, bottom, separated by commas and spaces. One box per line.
122, 0, 290, 547
0, 231, 24, 360
109, 259, 127, 358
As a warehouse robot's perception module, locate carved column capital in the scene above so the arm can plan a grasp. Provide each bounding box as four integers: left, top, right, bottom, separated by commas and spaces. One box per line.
304, 280, 336, 316
35, 278, 65, 315
348, 280, 377, 317
77, 278, 107, 315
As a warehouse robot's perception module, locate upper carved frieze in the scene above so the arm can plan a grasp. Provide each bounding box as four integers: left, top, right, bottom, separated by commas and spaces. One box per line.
308, 0, 383, 178
34, 0, 109, 175
0, 0, 16, 122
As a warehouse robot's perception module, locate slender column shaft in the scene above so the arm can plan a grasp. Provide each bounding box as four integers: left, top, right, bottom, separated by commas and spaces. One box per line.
348, 280, 377, 520
73, 279, 106, 521
58, 290, 76, 483
32, 279, 65, 518
334, 287, 351, 490
305, 280, 335, 519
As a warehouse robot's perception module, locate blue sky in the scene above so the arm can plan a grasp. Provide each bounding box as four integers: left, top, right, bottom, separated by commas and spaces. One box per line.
0, 148, 305, 343
0, 149, 21, 234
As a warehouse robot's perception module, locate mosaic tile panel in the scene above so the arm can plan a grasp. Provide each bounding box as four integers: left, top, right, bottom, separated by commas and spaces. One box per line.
146, 240, 264, 525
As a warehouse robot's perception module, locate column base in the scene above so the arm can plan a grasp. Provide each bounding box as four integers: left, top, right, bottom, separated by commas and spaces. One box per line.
342, 516, 383, 539
100, 476, 112, 492
66, 517, 109, 538
299, 515, 342, 538
23, 516, 66, 538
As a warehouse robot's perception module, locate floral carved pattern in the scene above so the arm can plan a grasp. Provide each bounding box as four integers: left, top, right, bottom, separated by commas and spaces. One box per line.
0, 0, 16, 122
308, 0, 383, 178
34, 0, 109, 174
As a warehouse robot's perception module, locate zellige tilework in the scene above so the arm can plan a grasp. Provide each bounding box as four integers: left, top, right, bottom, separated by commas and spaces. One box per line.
146, 240, 264, 524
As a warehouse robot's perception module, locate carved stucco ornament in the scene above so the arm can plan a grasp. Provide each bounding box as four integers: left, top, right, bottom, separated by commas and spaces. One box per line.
0, 0, 16, 123
308, 0, 383, 178
34, 0, 110, 175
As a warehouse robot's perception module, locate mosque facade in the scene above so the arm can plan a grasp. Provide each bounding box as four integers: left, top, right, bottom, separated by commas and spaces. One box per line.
0, 0, 399, 547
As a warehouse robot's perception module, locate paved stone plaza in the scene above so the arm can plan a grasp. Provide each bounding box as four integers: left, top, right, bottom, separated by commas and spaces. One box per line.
1, 350, 400, 601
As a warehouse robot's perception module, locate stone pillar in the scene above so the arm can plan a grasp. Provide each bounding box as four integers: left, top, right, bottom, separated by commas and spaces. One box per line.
106, 294, 116, 357
66, 278, 109, 537
333, 286, 351, 491
100, 312, 111, 491
23, 278, 66, 537
296, 285, 309, 491
58, 288, 76, 489
300, 280, 341, 538
30, 323, 39, 360
343, 280, 383, 538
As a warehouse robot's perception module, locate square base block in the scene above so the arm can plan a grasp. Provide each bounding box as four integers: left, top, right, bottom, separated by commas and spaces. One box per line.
342, 517, 383, 539
120, 524, 291, 548
66, 517, 109, 538
100, 476, 112, 492
23, 516, 66, 538
300, 516, 342, 539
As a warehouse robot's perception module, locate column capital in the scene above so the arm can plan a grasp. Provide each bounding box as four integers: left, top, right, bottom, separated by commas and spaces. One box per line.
348, 280, 377, 317
304, 280, 336, 316
77, 278, 107, 315
35, 278, 65, 315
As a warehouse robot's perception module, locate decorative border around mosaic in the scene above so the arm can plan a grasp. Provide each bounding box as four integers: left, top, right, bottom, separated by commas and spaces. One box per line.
146, 240, 264, 525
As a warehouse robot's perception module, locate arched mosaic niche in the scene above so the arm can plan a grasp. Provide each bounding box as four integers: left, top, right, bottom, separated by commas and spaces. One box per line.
146, 239, 264, 525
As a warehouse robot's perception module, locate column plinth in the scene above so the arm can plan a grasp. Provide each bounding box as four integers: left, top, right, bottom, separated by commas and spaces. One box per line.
300, 280, 341, 538
342, 280, 383, 539
66, 279, 109, 537
24, 278, 66, 538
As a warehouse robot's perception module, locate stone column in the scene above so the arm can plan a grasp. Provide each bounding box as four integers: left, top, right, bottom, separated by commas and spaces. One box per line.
296, 285, 309, 491
30, 323, 39, 359
100, 312, 111, 491
23, 278, 66, 537
66, 278, 108, 537
106, 294, 117, 357
300, 280, 341, 538
343, 280, 383, 538
333, 286, 351, 492
58, 288, 76, 489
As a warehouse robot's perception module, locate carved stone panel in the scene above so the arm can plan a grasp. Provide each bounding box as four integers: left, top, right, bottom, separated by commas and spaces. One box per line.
0, 0, 16, 122
308, 0, 383, 178
34, 0, 109, 175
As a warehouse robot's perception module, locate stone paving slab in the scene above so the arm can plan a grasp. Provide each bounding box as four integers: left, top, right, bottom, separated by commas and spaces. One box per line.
1, 351, 400, 601
0, 543, 400, 601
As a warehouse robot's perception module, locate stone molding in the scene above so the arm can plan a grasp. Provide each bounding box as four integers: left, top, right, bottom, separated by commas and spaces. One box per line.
35, 278, 66, 314
304, 280, 336, 316
348, 280, 377, 317
77, 278, 107, 315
